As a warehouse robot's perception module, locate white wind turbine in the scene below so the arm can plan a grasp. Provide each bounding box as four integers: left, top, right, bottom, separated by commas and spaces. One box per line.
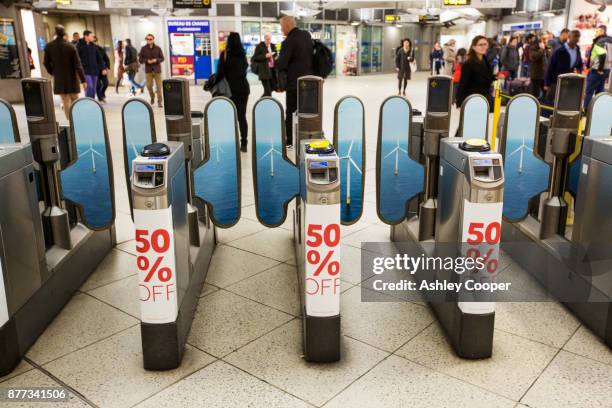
383, 136, 408, 175
339, 139, 362, 205
210, 141, 225, 163
259, 137, 282, 176
79, 140, 104, 173
507, 134, 529, 174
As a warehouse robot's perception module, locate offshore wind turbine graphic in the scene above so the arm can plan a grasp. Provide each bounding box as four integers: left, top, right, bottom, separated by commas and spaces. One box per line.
339, 138, 362, 205
210, 140, 225, 163
508, 133, 529, 174
383, 135, 408, 175
79, 140, 104, 173
259, 137, 282, 176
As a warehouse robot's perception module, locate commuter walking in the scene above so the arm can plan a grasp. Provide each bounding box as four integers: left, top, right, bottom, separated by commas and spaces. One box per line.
584, 25, 612, 109
252, 33, 277, 97
43, 25, 86, 119
395, 38, 414, 96
139, 34, 165, 107
529, 35, 546, 99
277, 16, 313, 147
94, 36, 110, 103
217, 32, 250, 152
114, 40, 125, 94
442, 40, 456, 76
76, 30, 103, 99
124, 38, 144, 96
544, 30, 583, 106
430, 42, 443, 75
456, 35, 494, 108
500, 37, 520, 80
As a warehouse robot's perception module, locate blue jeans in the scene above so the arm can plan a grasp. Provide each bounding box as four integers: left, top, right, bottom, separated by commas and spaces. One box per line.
84, 75, 97, 98
584, 69, 610, 109
127, 71, 144, 94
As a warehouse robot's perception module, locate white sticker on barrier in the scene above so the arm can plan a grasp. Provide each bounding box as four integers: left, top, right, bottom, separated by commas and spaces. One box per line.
459, 199, 503, 314
304, 203, 341, 317
134, 207, 178, 324
0, 258, 8, 326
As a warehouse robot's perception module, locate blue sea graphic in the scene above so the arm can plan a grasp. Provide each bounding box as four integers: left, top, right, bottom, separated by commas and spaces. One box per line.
336, 97, 364, 224
61, 100, 113, 229
195, 99, 240, 227
123, 100, 155, 177
0, 103, 17, 144
377, 97, 423, 224
254, 100, 297, 226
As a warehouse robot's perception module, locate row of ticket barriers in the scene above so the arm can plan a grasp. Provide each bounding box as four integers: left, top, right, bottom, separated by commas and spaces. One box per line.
0, 73, 610, 376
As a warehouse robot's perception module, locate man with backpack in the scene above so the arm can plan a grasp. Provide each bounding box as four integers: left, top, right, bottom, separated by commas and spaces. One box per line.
277, 16, 313, 147
584, 25, 612, 109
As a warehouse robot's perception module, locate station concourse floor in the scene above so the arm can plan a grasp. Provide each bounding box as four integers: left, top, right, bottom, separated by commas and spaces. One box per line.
1, 73, 611, 408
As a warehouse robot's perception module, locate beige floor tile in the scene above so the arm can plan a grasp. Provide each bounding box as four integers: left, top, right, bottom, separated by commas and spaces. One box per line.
200, 283, 219, 297
114, 210, 135, 244
494, 302, 580, 348
225, 319, 388, 406
563, 325, 612, 366
216, 217, 267, 244
324, 355, 515, 408
339, 244, 375, 284
227, 263, 300, 316
0, 369, 89, 407
88, 274, 140, 319
228, 228, 295, 262
80, 248, 136, 292
522, 351, 612, 408
188, 290, 293, 357
136, 361, 310, 408
396, 324, 558, 400
26, 294, 137, 365
0, 359, 34, 384
341, 286, 433, 352
45, 326, 215, 408
116, 239, 137, 256
205, 245, 279, 288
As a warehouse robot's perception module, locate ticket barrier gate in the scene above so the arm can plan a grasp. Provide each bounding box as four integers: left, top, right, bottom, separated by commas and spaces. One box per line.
123, 81, 241, 369
251, 81, 366, 361
377, 77, 504, 358
499, 76, 612, 347
0, 78, 116, 375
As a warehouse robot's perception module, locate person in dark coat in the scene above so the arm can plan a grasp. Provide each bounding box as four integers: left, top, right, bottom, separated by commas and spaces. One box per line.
123, 38, 144, 96
94, 36, 110, 103
76, 30, 103, 99
395, 38, 414, 96
277, 16, 313, 147
217, 32, 250, 152
43, 24, 86, 119
544, 30, 583, 106
430, 42, 443, 75
456, 35, 495, 108
529, 35, 546, 99
252, 33, 277, 97
500, 37, 520, 80
139, 34, 165, 107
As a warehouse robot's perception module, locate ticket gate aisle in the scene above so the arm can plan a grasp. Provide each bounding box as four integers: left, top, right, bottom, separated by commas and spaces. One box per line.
499, 75, 612, 347
122, 78, 241, 370
0, 78, 116, 375
251, 77, 366, 362
376, 77, 504, 358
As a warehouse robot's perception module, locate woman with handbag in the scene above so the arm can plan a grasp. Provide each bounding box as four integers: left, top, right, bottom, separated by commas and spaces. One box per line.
123, 38, 144, 96
395, 38, 415, 96
217, 32, 250, 152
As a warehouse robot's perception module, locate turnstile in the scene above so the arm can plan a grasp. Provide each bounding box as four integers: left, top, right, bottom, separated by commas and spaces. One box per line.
0, 79, 115, 375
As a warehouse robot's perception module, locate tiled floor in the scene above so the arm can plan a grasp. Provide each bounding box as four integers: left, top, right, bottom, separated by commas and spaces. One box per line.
1, 74, 611, 407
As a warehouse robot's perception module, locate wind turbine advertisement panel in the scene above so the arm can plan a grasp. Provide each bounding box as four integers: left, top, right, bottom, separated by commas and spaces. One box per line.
0, 99, 19, 144
567, 93, 612, 197
60, 98, 115, 230
499, 94, 549, 221
194, 97, 241, 227
333, 96, 365, 225
122, 99, 156, 218
376, 96, 424, 225
252, 98, 298, 227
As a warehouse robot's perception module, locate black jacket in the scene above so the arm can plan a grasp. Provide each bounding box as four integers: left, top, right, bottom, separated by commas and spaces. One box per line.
252, 41, 276, 81
456, 57, 494, 107
76, 39, 103, 76
395, 47, 414, 79
277, 27, 313, 91
124, 45, 138, 65
217, 50, 250, 97
43, 38, 85, 94
545, 44, 583, 86
96, 44, 110, 74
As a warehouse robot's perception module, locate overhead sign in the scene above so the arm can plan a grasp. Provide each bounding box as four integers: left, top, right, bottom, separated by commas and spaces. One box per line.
444, 0, 470, 4
419, 15, 441, 23
385, 15, 400, 23
56, 0, 100, 11
172, 0, 211, 9
502, 20, 543, 32
448, 0, 515, 7
105, 0, 172, 8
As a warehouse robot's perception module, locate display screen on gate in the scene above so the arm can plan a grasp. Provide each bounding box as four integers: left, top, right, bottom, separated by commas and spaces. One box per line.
163, 82, 185, 116
23, 82, 45, 118
427, 79, 451, 113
